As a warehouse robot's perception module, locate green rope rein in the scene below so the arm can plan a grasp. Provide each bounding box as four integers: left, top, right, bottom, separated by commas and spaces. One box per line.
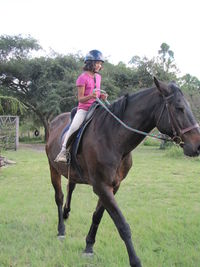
95, 95, 173, 143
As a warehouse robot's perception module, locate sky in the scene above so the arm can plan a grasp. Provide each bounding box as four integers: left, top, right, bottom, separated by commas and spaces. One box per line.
1, 0, 199, 79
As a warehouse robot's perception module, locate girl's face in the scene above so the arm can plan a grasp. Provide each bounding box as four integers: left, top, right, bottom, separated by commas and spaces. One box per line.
94, 61, 103, 72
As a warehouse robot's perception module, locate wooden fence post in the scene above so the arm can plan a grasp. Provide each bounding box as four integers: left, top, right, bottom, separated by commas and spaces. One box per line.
15, 116, 19, 150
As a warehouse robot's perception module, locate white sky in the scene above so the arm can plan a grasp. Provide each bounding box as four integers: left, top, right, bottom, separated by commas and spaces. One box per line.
1, 0, 199, 79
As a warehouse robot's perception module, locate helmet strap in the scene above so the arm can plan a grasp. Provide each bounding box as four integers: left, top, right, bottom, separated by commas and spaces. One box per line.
94, 74, 96, 89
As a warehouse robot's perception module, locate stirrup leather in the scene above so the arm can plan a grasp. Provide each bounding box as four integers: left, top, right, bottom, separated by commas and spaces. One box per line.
66, 150, 71, 165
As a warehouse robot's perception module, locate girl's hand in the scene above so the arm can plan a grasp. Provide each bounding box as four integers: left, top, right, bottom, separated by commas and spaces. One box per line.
100, 93, 108, 100
91, 91, 97, 99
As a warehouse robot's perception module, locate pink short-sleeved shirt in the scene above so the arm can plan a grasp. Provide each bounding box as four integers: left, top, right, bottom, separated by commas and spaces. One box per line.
76, 72, 101, 111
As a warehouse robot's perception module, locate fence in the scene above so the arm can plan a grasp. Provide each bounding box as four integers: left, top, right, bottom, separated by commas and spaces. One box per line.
0, 116, 19, 151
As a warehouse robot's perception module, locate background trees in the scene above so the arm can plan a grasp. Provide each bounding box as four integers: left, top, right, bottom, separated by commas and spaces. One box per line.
1, 35, 199, 141
180, 74, 200, 121
0, 36, 81, 139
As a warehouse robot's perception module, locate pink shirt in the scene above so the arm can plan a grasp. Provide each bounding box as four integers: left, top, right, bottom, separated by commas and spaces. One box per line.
76, 72, 101, 111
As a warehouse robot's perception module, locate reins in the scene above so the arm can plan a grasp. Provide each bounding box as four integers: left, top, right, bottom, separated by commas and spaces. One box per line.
95, 91, 199, 145
95, 96, 172, 142
94, 74, 170, 142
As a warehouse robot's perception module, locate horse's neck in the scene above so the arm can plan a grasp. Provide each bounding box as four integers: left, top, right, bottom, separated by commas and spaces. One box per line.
119, 88, 159, 153
128, 89, 158, 126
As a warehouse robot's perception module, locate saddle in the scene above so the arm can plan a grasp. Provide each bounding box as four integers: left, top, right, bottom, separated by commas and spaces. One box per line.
61, 102, 99, 165
72, 103, 99, 150
61, 102, 99, 143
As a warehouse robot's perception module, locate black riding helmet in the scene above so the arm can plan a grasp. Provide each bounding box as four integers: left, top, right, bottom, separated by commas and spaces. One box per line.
84, 50, 104, 63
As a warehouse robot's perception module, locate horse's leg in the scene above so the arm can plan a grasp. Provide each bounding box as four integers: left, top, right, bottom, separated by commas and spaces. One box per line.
84, 199, 105, 254
93, 183, 142, 267
63, 181, 76, 220
49, 164, 65, 237
84, 186, 119, 255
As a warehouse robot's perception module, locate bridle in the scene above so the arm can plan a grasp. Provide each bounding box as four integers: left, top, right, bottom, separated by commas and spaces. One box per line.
156, 94, 200, 145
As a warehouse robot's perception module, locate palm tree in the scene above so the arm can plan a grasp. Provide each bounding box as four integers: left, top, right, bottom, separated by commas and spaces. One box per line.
0, 95, 25, 114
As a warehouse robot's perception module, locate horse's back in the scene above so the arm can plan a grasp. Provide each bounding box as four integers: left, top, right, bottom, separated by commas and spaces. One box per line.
49, 112, 70, 132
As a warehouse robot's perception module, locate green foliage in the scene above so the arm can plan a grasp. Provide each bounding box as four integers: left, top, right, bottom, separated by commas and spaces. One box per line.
180, 74, 200, 121
163, 145, 184, 158
19, 136, 44, 144
0, 95, 26, 115
0, 34, 41, 61
158, 43, 174, 68
180, 74, 200, 92
129, 56, 154, 88
0, 50, 82, 139
142, 137, 160, 147
129, 43, 178, 86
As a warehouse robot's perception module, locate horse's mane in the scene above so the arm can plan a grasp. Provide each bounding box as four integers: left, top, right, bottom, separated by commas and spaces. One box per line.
169, 82, 183, 96
109, 93, 129, 120
108, 87, 155, 117
96, 87, 155, 127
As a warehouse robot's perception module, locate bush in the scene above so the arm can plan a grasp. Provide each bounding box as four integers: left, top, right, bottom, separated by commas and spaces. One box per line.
164, 145, 184, 158
143, 137, 160, 147
19, 136, 44, 144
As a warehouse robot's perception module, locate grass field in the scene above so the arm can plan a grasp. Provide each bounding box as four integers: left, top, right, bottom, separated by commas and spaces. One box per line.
0, 144, 200, 267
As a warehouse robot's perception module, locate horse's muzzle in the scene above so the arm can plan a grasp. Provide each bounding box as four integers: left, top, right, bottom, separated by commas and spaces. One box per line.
183, 142, 200, 157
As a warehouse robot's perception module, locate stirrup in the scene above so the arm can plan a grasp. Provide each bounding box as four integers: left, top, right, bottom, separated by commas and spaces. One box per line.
54, 149, 67, 163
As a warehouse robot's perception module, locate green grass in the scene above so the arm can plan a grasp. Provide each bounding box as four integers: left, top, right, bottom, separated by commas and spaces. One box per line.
0, 145, 200, 267
19, 136, 45, 144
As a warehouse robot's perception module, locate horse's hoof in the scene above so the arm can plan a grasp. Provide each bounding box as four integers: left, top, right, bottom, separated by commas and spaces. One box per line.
131, 258, 142, 267
82, 251, 94, 257
83, 244, 93, 256
57, 234, 65, 240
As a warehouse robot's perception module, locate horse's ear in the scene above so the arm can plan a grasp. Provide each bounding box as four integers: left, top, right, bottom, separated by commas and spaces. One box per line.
154, 77, 170, 96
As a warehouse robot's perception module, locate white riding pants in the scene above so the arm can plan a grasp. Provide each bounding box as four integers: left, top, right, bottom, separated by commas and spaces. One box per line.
62, 109, 87, 148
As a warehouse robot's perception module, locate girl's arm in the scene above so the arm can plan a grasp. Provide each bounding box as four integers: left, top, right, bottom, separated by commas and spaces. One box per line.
77, 86, 97, 103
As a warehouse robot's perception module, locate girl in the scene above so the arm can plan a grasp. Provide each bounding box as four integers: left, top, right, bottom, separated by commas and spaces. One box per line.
55, 50, 108, 162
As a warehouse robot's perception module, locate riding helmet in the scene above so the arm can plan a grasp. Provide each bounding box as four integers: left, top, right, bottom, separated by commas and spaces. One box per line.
84, 50, 104, 63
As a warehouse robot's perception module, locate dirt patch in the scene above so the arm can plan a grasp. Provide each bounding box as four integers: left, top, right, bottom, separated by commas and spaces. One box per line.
18, 143, 45, 152
0, 143, 45, 167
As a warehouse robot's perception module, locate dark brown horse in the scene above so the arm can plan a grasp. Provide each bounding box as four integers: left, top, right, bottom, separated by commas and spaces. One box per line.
46, 77, 200, 267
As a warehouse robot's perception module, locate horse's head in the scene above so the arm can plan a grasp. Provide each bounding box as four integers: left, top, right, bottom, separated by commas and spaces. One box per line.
154, 77, 200, 157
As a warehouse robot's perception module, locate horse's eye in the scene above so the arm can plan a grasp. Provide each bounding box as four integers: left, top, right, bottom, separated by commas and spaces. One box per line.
176, 106, 184, 112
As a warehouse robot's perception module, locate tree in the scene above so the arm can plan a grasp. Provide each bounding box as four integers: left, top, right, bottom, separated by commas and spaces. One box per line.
0, 54, 81, 140
158, 43, 174, 71
0, 35, 83, 140
180, 74, 200, 120
129, 43, 179, 87
129, 56, 155, 88
0, 34, 40, 61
